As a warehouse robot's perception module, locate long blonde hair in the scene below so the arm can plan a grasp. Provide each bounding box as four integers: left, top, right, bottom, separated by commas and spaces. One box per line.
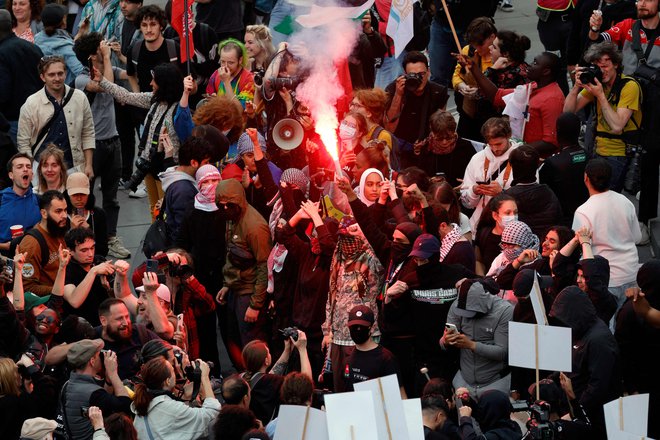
38, 145, 67, 193
0, 358, 19, 397
245, 25, 275, 69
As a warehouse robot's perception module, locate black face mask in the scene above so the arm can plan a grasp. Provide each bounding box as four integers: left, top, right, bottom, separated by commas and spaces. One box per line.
391, 242, 412, 263
349, 325, 371, 345
218, 204, 242, 221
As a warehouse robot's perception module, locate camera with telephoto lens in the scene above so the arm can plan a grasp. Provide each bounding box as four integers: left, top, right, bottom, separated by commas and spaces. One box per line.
580, 64, 603, 85
279, 326, 299, 341
269, 76, 302, 91
404, 72, 424, 91
184, 360, 215, 382
124, 132, 161, 192
512, 400, 557, 439
169, 262, 194, 279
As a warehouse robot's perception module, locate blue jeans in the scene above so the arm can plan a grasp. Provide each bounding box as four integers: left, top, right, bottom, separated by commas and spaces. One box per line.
375, 52, 406, 90
608, 280, 637, 331
428, 19, 465, 87
598, 154, 629, 193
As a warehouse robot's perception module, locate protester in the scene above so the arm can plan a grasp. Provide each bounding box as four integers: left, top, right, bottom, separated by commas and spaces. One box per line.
34, 146, 67, 195
65, 172, 108, 257
244, 24, 275, 72
457, 389, 522, 440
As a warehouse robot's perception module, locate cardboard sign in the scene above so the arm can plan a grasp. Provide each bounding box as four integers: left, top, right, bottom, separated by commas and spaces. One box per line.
325, 391, 379, 440
274, 405, 329, 440
604, 394, 650, 440
402, 399, 425, 440
508, 321, 572, 372
354, 374, 410, 440
529, 272, 548, 325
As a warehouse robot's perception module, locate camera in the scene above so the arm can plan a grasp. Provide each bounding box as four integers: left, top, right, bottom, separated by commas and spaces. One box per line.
124, 156, 153, 192
99, 349, 110, 364
269, 76, 302, 91
81, 406, 89, 418
513, 400, 557, 439
404, 72, 424, 91
253, 68, 266, 87
279, 326, 299, 341
580, 64, 603, 85
169, 263, 194, 280
184, 360, 215, 382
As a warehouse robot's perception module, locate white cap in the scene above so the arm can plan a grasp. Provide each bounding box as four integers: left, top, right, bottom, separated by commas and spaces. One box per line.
136, 284, 171, 303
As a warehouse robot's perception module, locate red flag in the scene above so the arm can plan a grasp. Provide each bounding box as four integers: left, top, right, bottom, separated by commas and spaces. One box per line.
171, 0, 195, 63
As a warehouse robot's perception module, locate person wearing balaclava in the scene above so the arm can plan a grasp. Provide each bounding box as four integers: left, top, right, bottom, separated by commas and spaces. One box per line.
322, 216, 384, 393
616, 259, 660, 439
458, 389, 522, 440
342, 305, 404, 394
397, 234, 475, 395
486, 219, 539, 279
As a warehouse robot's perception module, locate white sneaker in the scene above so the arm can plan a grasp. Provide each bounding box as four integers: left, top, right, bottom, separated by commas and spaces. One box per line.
638, 221, 650, 246
108, 236, 131, 259
499, 0, 514, 11
129, 184, 147, 199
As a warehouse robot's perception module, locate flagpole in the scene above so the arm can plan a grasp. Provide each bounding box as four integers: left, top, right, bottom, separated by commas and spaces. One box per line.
183, 0, 191, 75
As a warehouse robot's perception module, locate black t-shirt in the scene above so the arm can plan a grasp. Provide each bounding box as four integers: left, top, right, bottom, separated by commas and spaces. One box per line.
120, 20, 138, 56
64, 261, 112, 327
195, 0, 243, 36
475, 226, 501, 272
386, 81, 449, 143
414, 138, 477, 187
343, 345, 400, 391
93, 324, 160, 380
249, 373, 284, 425
126, 39, 180, 92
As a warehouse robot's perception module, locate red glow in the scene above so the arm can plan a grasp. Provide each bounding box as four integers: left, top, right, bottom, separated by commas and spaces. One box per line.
315, 114, 339, 161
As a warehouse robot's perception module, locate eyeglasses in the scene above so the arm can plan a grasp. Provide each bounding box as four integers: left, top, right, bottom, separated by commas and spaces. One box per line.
35, 313, 58, 324
349, 101, 365, 109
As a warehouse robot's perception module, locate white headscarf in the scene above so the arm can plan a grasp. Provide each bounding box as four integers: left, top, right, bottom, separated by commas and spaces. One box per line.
356, 168, 384, 207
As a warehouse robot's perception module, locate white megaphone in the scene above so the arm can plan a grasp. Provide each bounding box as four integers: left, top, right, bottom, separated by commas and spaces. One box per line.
272, 118, 304, 151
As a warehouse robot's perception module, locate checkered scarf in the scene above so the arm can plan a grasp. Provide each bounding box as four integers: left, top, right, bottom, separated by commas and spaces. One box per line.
500, 220, 539, 262
440, 224, 463, 262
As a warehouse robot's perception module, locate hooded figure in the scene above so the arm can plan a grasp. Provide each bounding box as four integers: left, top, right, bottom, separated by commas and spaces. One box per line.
549, 286, 620, 439
459, 389, 522, 440
216, 179, 272, 346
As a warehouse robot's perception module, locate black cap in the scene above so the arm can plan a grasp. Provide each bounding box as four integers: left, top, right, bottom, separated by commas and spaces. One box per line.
512, 269, 553, 298
347, 304, 374, 327
41, 4, 66, 28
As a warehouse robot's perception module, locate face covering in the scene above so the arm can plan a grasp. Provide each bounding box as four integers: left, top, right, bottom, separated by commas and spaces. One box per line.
195, 182, 220, 212
391, 242, 412, 263
503, 246, 524, 262
499, 214, 518, 229
349, 325, 371, 345
218, 204, 241, 221
339, 123, 357, 140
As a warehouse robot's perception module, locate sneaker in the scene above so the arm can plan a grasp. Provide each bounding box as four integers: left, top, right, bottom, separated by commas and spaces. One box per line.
499, 0, 514, 11
129, 184, 147, 199
108, 236, 131, 259
638, 222, 650, 246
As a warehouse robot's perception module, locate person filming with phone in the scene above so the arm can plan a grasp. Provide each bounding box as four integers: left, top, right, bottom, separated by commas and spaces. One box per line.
440, 278, 513, 399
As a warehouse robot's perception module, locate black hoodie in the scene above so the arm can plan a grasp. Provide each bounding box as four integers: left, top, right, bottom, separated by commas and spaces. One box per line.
459, 390, 522, 440
549, 287, 621, 439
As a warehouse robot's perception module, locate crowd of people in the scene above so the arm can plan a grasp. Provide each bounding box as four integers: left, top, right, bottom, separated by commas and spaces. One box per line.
0, 0, 659, 439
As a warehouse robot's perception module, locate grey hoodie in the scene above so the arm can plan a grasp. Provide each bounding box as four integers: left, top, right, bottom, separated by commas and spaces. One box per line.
443, 280, 514, 387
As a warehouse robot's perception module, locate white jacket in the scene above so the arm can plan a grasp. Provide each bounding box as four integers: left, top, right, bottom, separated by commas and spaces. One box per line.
132, 395, 220, 440
17, 85, 95, 170
460, 141, 518, 233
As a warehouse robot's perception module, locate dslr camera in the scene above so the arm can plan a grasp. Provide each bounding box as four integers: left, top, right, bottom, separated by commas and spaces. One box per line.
580, 64, 603, 85
279, 326, 299, 341
512, 400, 557, 440
169, 262, 194, 279
269, 76, 302, 91
404, 72, 424, 91
253, 68, 266, 87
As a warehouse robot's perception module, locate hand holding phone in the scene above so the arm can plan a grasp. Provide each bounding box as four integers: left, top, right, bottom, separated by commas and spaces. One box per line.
445, 323, 458, 334
146, 259, 158, 273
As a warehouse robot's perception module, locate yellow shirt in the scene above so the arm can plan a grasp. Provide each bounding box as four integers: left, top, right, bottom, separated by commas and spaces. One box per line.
580, 77, 642, 157
365, 125, 394, 152
452, 45, 493, 90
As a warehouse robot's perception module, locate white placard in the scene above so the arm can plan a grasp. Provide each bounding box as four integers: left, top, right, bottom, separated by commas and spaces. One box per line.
274, 405, 329, 440
402, 399, 425, 440
608, 430, 655, 440
325, 391, 379, 440
508, 322, 572, 372
296, 0, 375, 28
604, 394, 650, 440
354, 374, 410, 440
529, 272, 548, 325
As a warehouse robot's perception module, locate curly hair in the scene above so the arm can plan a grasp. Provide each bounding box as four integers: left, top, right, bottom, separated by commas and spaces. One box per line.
135, 4, 166, 29
152, 63, 184, 105
495, 30, 531, 64
280, 372, 314, 405
73, 31, 103, 65
353, 88, 388, 125
192, 95, 244, 144
6, 0, 44, 27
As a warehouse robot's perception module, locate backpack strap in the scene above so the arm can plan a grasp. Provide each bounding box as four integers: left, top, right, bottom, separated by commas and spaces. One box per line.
370, 125, 384, 141
632, 20, 655, 65
131, 40, 142, 68
26, 227, 49, 267
32, 87, 75, 158
166, 39, 178, 62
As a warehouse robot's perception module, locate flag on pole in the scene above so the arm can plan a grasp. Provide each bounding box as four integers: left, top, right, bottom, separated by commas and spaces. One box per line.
386, 0, 418, 58
171, 0, 195, 63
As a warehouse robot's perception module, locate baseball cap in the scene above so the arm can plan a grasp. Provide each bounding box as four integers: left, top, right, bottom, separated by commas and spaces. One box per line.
347, 304, 374, 327
512, 269, 553, 298
136, 284, 171, 303
41, 3, 66, 28
67, 339, 104, 368
66, 172, 90, 195
409, 233, 440, 259
23, 292, 50, 312
454, 280, 482, 318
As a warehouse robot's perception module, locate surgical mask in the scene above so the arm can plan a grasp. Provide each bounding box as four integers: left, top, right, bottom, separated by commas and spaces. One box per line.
339, 123, 357, 140
349, 325, 371, 345
499, 214, 518, 228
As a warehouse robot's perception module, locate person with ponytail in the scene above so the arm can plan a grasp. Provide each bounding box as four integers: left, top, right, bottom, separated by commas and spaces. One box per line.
240, 330, 312, 425
207, 39, 255, 108
132, 357, 220, 440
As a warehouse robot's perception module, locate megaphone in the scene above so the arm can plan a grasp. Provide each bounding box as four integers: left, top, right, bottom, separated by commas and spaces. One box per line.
273, 118, 304, 151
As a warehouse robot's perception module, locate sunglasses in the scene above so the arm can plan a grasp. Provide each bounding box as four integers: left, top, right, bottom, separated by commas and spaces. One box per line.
41, 55, 65, 63
35, 313, 58, 324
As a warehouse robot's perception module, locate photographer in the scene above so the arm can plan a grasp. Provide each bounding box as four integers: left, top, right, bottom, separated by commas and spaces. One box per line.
385, 51, 449, 169
133, 357, 220, 440
130, 250, 216, 360
63, 339, 131, 440
457, 389, 522, 440
563, 42, 642, 192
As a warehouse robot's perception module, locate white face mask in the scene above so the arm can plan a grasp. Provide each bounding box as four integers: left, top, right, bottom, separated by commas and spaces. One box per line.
500, 214, 518, 228
339, 123, 357, 140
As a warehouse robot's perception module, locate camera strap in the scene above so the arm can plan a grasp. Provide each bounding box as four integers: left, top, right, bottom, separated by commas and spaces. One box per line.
137, 103, 175, 156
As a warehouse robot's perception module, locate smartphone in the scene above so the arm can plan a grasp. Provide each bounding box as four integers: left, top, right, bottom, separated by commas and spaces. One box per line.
87, 56, 93, 74
6, 259, 14, 273
76, 208, 85, 217
146, 259, 158, 273
475, 180, 489, 185
445, 323, 458, 334
81, 406, 89, 418
176, 314, 184, 332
